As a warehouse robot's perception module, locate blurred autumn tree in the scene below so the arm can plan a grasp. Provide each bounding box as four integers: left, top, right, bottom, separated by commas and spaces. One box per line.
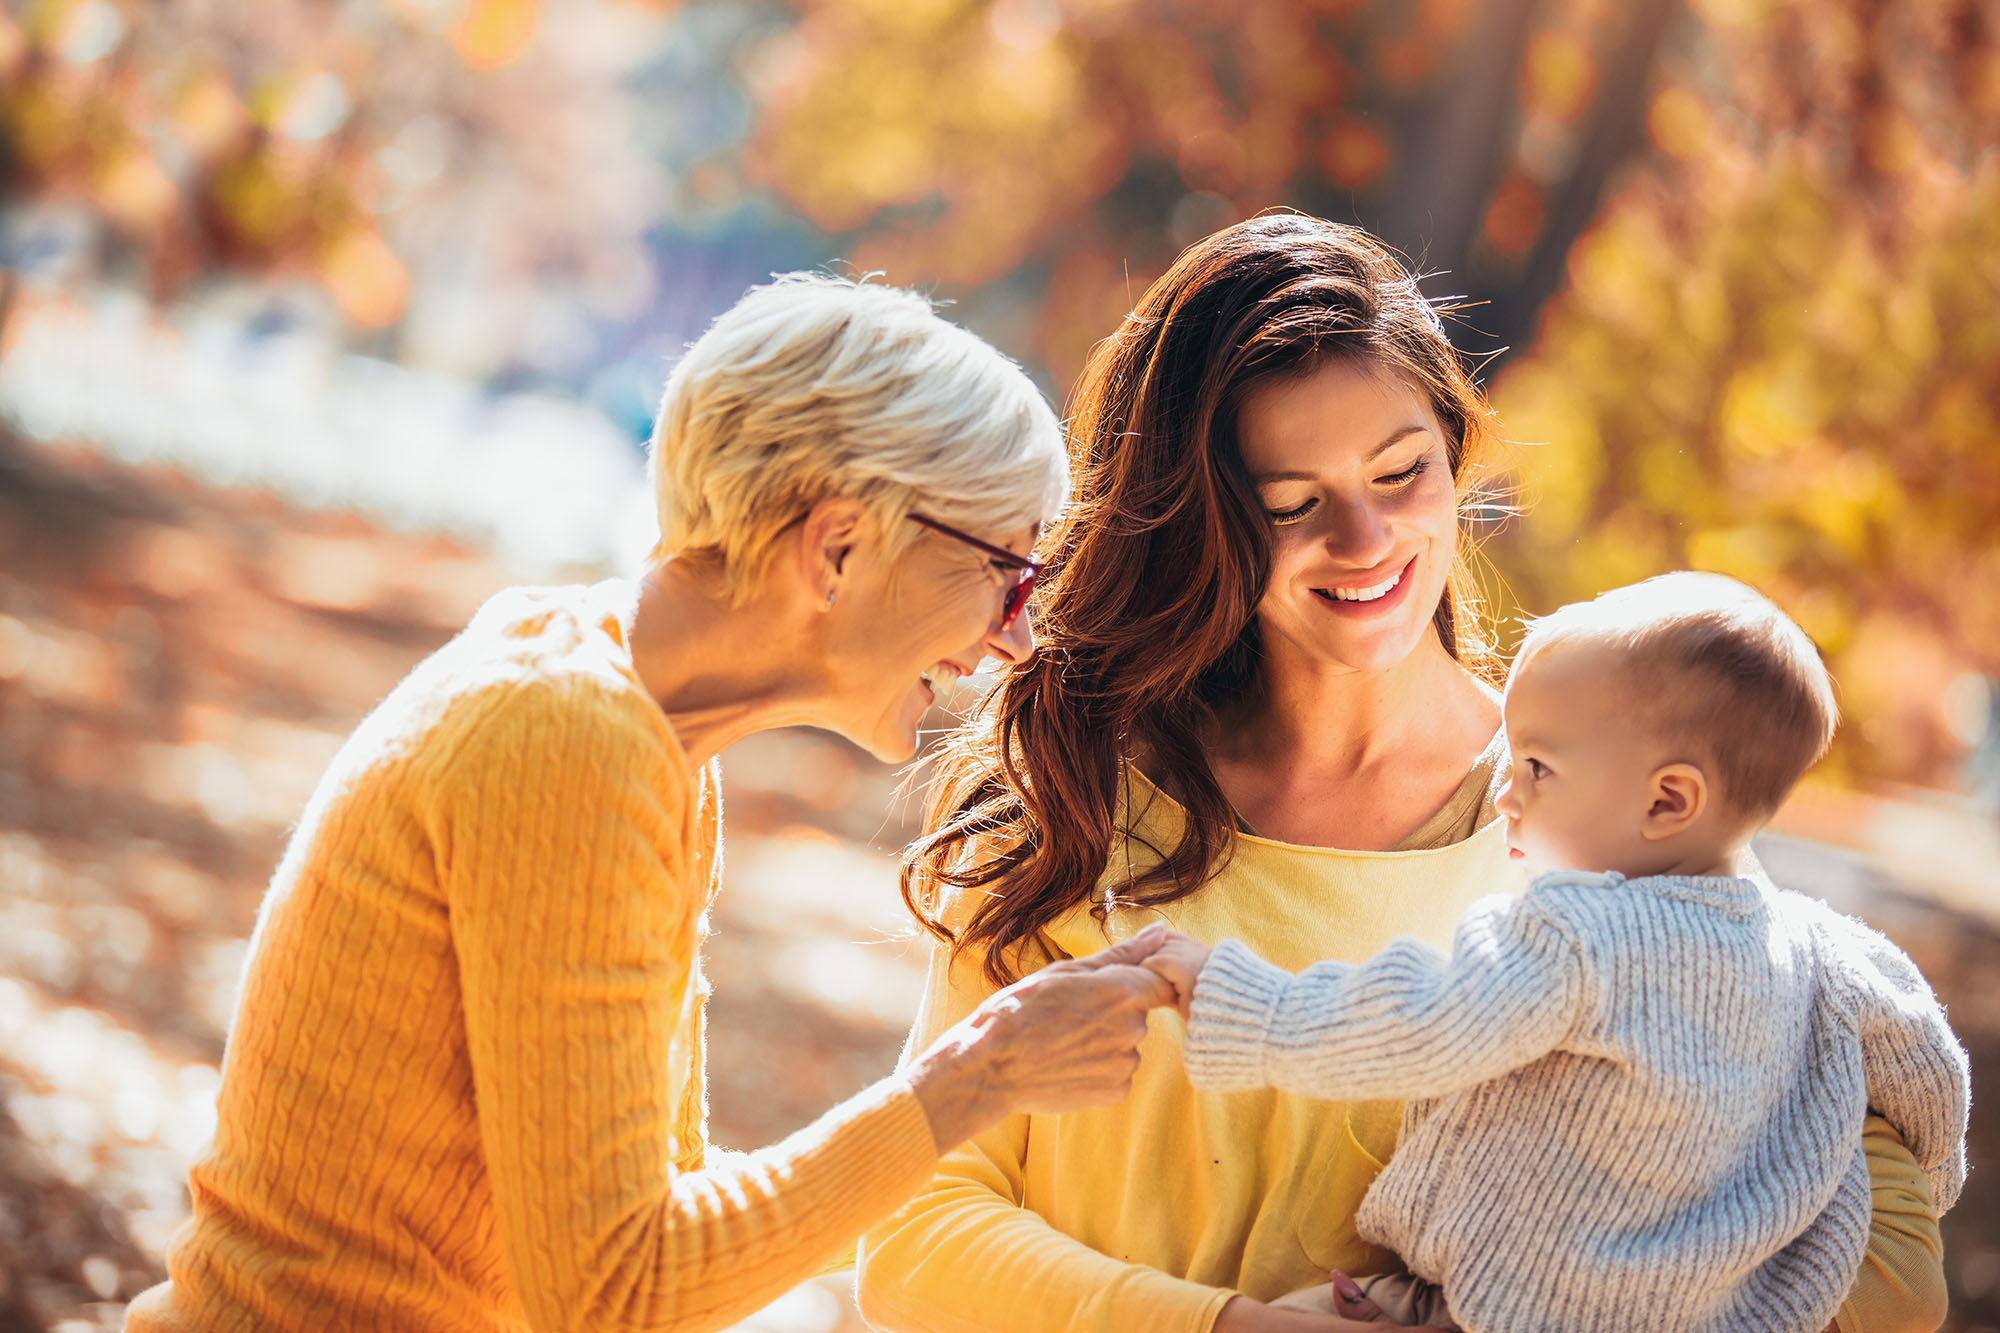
739, 0, 2000, 791
1491, 0, 2000, 788
742, 0, 1678, 387
0, 0, 680, 379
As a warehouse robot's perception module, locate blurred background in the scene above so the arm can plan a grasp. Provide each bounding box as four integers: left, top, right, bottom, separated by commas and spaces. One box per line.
0, 0, 1996, 1327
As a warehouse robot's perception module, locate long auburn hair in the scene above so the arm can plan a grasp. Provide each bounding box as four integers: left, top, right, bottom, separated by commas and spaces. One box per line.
904, 212, 1501, 984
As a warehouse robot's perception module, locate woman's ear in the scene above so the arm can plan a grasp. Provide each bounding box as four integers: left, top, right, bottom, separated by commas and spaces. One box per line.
1640, 762, 1708, 841
795, 496, 868, 606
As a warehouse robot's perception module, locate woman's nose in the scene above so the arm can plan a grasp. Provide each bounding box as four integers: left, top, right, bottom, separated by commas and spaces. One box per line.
1322, 495, 1395, 564
987, 604, 1035, 666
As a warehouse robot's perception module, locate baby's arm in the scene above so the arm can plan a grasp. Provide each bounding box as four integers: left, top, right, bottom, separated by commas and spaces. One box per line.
1181, 893, 1586, 1101
1812, 906, 1970, 1214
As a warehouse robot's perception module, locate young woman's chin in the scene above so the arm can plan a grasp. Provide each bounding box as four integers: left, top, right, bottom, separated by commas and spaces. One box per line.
1274, 605, 1440, 675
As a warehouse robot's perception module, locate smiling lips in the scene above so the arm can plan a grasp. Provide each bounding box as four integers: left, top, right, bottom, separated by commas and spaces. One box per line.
918, 662, 966, 701
1327, 570, 1401, 602
1311, 556, 1415, 610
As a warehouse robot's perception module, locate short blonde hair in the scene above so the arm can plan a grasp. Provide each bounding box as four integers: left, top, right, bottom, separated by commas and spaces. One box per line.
1517, 571, 1838, 817
648, 273, 1068, 595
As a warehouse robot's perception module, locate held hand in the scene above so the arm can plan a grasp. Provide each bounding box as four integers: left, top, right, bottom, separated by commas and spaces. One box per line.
1219, 1271, 1449, 1331
907, 924, 1180, 1152
1213, 1294, 1429, 1333
1140, 931, 1213, 1020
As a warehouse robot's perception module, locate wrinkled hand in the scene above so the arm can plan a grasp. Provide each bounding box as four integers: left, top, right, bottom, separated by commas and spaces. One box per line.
1140, 930, 1213, 1020
907, 924, 1180, 1151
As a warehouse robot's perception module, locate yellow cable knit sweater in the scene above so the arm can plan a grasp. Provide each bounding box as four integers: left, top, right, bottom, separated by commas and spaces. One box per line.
125, 581, 940, 1333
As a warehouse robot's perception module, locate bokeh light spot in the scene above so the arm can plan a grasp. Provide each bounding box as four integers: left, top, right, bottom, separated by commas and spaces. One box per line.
1647, 86, 1710, 158
454, 0, 540, 71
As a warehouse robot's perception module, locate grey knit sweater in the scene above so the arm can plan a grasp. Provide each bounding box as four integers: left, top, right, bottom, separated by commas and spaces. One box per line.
1183, 871, 1970, 1333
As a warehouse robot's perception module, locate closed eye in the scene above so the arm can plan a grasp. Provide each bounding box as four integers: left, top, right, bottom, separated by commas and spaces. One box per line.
1378, 457, 1432, 486
1268, 497, 1319, 524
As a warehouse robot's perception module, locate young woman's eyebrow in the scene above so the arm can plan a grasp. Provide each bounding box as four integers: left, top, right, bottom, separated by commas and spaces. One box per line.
1363, 424, 1433, 460
1251, 425, 1434, 481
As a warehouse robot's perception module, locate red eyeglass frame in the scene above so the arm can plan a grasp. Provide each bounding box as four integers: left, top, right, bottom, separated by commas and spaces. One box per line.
908, 513, 1040, 630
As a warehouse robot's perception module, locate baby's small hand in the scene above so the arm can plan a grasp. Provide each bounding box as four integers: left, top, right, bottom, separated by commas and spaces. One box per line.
1141, 932, 1212, 1020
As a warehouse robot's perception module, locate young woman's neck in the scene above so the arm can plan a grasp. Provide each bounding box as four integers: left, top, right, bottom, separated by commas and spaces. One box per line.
1219, 628, 1495, 776
627, 561, 827, 766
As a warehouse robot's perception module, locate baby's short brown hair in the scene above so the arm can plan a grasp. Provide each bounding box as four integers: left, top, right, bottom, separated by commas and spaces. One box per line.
1516, 572, 1838, 818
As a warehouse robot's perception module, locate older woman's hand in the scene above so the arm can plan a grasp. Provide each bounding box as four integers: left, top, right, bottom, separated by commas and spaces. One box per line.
905, 924, 1180, 1152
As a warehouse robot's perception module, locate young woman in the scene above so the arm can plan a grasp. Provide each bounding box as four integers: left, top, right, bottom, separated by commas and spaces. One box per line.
125, 274, 1177, 1333
855, 214, 1947, 1333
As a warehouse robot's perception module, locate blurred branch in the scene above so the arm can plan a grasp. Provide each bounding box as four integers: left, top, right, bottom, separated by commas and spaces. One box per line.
1365, 0, 1544, 288
1482, 0, 1683, 368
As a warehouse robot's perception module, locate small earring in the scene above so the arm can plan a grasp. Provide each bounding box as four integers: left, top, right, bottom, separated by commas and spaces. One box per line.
824, 589, 837, 609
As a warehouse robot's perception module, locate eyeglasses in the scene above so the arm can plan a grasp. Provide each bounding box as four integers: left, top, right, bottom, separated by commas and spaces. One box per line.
908, 513, 1040, 631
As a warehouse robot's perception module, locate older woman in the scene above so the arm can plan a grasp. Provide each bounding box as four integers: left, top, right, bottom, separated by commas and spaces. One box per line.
125, 275, 1176, 1332
855, 215, 1948, 1332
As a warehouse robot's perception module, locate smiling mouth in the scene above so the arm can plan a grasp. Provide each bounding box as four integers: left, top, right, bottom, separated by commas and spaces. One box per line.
1311, 557, 1413, 606
918, 662, 965, 699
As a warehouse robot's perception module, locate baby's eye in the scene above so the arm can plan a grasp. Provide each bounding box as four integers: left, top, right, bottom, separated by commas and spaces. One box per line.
1527, 757, 1550, 780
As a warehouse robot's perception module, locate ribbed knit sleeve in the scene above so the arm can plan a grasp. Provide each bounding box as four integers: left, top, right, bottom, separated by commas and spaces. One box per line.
440, 673, 939, 1333
1809, 905, 1971, 1215
1184, 894, 1585, 1101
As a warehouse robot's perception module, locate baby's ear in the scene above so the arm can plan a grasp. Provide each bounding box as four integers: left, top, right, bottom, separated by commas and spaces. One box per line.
1640, 762, 1708, 840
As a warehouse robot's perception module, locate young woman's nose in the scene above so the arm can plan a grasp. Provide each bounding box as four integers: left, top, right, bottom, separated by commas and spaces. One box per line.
1321, 494, 1396, 567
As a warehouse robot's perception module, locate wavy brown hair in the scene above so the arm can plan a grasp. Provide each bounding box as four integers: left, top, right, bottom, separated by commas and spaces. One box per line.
904, 212, 1501, 984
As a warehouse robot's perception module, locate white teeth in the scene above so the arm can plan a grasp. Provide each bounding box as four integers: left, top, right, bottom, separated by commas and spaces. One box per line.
920, 665, 963, 694
1326, 570, 1402, 602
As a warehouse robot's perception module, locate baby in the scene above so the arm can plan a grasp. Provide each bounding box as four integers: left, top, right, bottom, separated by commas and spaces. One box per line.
1144, 572, 1970, 1333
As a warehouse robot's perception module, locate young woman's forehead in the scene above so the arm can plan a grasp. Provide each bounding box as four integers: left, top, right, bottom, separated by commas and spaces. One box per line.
1236, 361, 1440, 468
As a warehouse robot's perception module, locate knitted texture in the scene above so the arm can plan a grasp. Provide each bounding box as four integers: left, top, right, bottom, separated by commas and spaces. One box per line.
1184, 871, 1971, 1333
125, 581, 940, 1333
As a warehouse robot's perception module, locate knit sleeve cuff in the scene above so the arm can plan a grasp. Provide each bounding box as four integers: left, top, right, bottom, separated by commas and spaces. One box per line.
1183, 939, 1291, 1093
812, 1073, 942, 1209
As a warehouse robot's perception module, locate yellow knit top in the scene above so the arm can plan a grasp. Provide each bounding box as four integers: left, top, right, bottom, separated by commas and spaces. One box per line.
126, 582, 940, 1333
855, 766, 1946, 1333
